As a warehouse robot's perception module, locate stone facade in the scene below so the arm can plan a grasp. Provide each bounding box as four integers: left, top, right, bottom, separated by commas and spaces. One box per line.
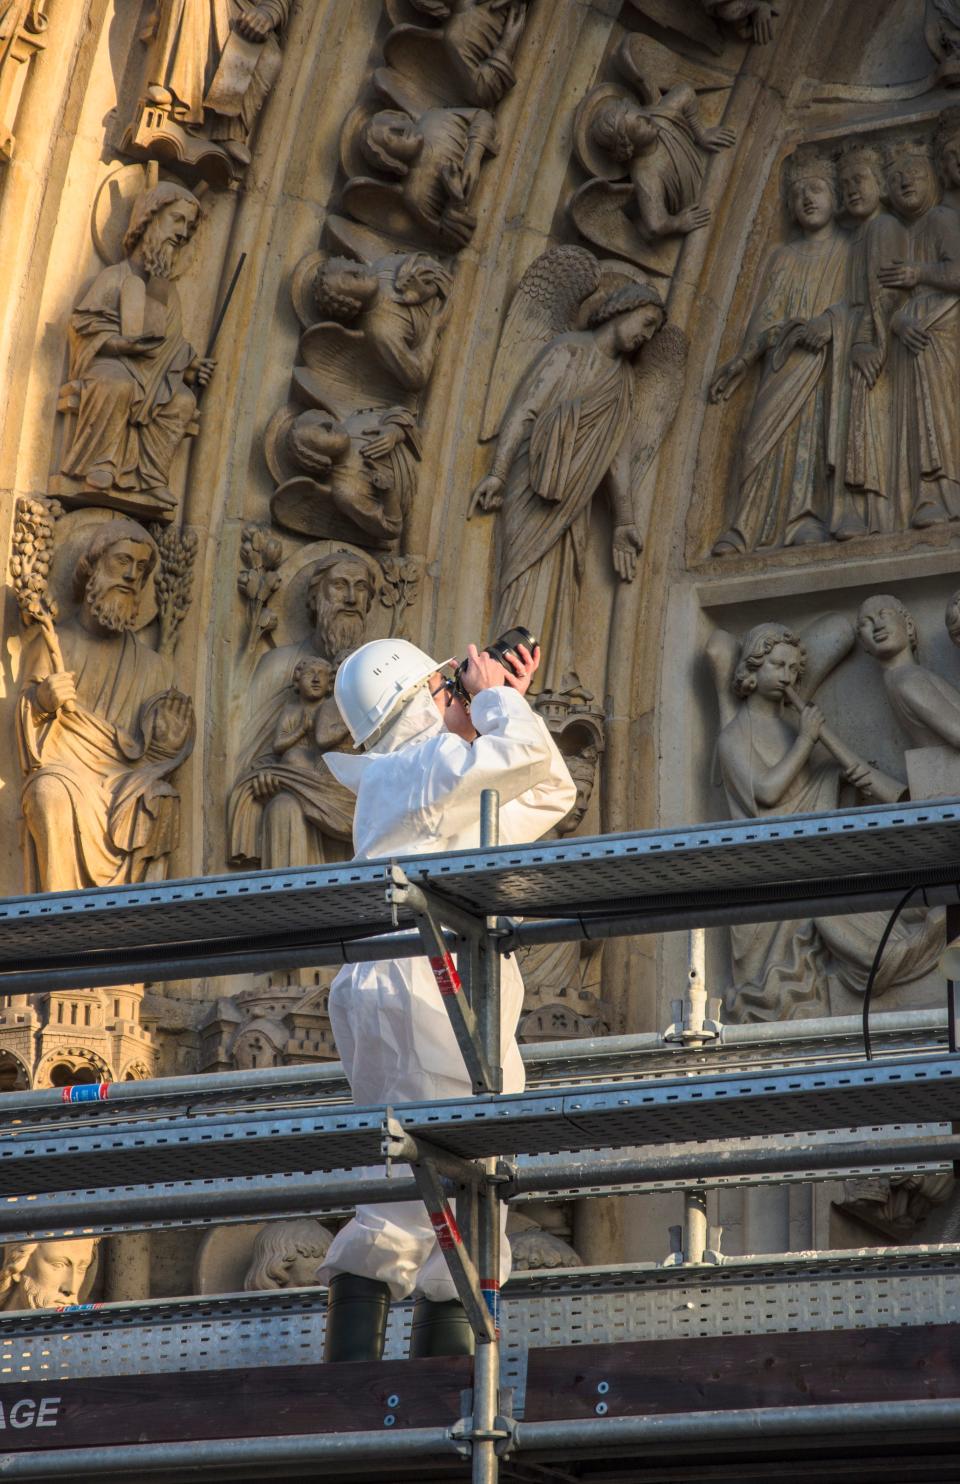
1, 0, 959, 1298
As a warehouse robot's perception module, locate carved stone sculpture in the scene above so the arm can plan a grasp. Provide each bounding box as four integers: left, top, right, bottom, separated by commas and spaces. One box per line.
0, 0, 47, 161
340, 68, 498, 251
701, 0, 777, 43
710, 151, 846, 556
130, 0, 290, 183
570, 35, 736, 273
17, 519, 195, 892
293, 245, 452, 399
269, 403, 421, 549
876, 133, 960, 531
832, 140, 906, 540
517, 692, 609, 1041
55, 181, 214, 523
925, 0, 960, 88
471, 247, 685, 695
227, 549, 378, 870
708, 621, 940, 1021
837, 1170, 955, 1240
243, 1218, 332, 1290
0, 1239, 98, 1312
383, 0, 529, 110
627, 0, 778, 53
510, 1224, 583, 1270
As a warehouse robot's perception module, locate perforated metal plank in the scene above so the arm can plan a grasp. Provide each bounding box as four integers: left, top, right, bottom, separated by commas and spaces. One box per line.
2, 1056, 960, 1202
0, 802, 957, 992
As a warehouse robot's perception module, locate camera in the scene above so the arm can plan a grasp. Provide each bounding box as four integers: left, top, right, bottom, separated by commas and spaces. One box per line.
447, 626, 538, 707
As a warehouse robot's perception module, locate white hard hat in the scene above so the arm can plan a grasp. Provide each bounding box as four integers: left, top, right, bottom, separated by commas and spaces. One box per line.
334, 638, 440, 748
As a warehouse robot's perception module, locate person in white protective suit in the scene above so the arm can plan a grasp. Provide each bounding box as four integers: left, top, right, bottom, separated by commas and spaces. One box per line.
317, 635, 576, 1362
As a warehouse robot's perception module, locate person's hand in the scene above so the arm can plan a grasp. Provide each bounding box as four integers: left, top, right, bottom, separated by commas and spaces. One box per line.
149, 691, 193, 757
703, 125, 737, 152
842, 759, 873, 791
186, 356, 216, 387
106, 334, 164, 357
460, 642, 508, 696
252, 771, 282, 802
709, 354, 747, 403
892, 313, 929, 356
468, 475, 504, 516
612, 523, 643, 581
36, 672, 77, 715
798, 702, 824, 742
500, 642, 539, 696
850, 342, 882, 387
675, 204, 712, 233
798, 314, 832, 351
235, 5, 274, 40
878, 260, 919, 290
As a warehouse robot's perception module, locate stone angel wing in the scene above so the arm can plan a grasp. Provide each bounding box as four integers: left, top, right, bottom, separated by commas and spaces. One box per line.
480, 245, 602, 443
628, 321, 688, 496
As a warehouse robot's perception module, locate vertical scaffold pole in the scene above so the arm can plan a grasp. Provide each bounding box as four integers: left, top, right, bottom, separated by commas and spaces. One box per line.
473, 789, 502, 1484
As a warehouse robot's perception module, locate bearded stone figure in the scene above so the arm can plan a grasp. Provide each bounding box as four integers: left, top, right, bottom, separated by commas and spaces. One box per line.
0, 1239, 98, 1313
710, 152, 847, 556
228, 550, 378, 869
56, 182, 214, 523
136, 0, 290, 175
17, 521, 195, 892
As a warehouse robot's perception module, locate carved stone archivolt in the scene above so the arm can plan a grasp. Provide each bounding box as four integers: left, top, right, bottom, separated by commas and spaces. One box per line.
0, 0, 48, 162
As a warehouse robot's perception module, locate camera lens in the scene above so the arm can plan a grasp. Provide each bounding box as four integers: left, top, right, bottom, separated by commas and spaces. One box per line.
485, 626, 537, 668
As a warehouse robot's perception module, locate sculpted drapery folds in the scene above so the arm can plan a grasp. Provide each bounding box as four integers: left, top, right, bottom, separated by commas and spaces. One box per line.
135, 0, 290, 175
472, 248, 685, 695
56, 182, 214, 524
708, 622, 940, 1024
384, 0, 530, 110
710, 152, 848, 556
17, 521, 195, 893
227, 551, 379, 871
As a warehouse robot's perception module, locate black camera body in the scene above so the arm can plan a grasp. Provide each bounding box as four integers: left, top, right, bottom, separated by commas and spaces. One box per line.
449, 626, 538, 707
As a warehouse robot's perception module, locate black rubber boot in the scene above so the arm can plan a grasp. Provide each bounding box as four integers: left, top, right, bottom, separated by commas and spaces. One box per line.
323, 1274, 390, 1362
408, 1297, 475, 1358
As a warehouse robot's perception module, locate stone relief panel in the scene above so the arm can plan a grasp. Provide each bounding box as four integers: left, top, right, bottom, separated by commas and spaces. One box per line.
125, 0, 291, 186
15, 505, 195, 893
0, 0, 48, 162
52, 180, 214, 524
471, 244, 685, 697
570, 34, 736, 277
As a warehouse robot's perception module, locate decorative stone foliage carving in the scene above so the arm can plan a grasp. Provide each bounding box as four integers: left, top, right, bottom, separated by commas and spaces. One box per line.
0, 1239, 98, 1312
471, 245, 685, 695
0, 0, 48, 161
707, 620, 940, 1023
238, 524, 283, 654
383, 0, 530, 110
54, 181, 213, 524
340, 67, 498, 251
127, 0, 290, 185
227, 548, 379, 870
570, 35, 735, 274
17, 515, 195, 892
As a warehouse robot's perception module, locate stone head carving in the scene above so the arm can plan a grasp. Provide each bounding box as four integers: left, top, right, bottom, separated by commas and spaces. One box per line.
855, 594, 919, 663
733, 623, 806, 699
243, 1218, 333, 1291
72, 520, 158, 635
884, 137, 938, 220
0, 1238, 98, 1311
306, 550, 379, 663
590, 98, 658, 164
837, 140, 885, 221
291, 655, 336, 703
361, 109, 423, 176
783, 152, 837, 230
585, 280, 665, 357
123, 180, 202, 279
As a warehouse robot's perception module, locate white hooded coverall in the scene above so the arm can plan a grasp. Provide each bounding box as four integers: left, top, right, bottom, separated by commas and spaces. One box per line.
318, 682, 576, 1300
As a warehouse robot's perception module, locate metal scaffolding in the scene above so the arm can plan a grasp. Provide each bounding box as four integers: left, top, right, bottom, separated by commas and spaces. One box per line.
0, 796, 958, 1480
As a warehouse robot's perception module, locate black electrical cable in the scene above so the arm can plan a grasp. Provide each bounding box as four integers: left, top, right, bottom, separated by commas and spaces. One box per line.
862, 886, 918, 1061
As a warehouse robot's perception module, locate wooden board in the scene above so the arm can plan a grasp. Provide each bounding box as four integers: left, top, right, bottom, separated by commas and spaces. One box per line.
0, 1356, 472, 1451
523, 1324, 960, 1421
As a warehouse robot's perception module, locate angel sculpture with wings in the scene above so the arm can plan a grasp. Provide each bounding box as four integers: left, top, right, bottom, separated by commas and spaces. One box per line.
341, 69, 498, 252
383, 0, 529, 110
570, 35, 735, 272
296, 248, 453, 397
707, 619, 939, 1023
270, 404, 421, 551
470, 246, 686, 695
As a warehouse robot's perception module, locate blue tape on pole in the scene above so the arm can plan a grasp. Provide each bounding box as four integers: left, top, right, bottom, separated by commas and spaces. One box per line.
61, 1083, 110, 1104
480, 1279, 500, 1334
